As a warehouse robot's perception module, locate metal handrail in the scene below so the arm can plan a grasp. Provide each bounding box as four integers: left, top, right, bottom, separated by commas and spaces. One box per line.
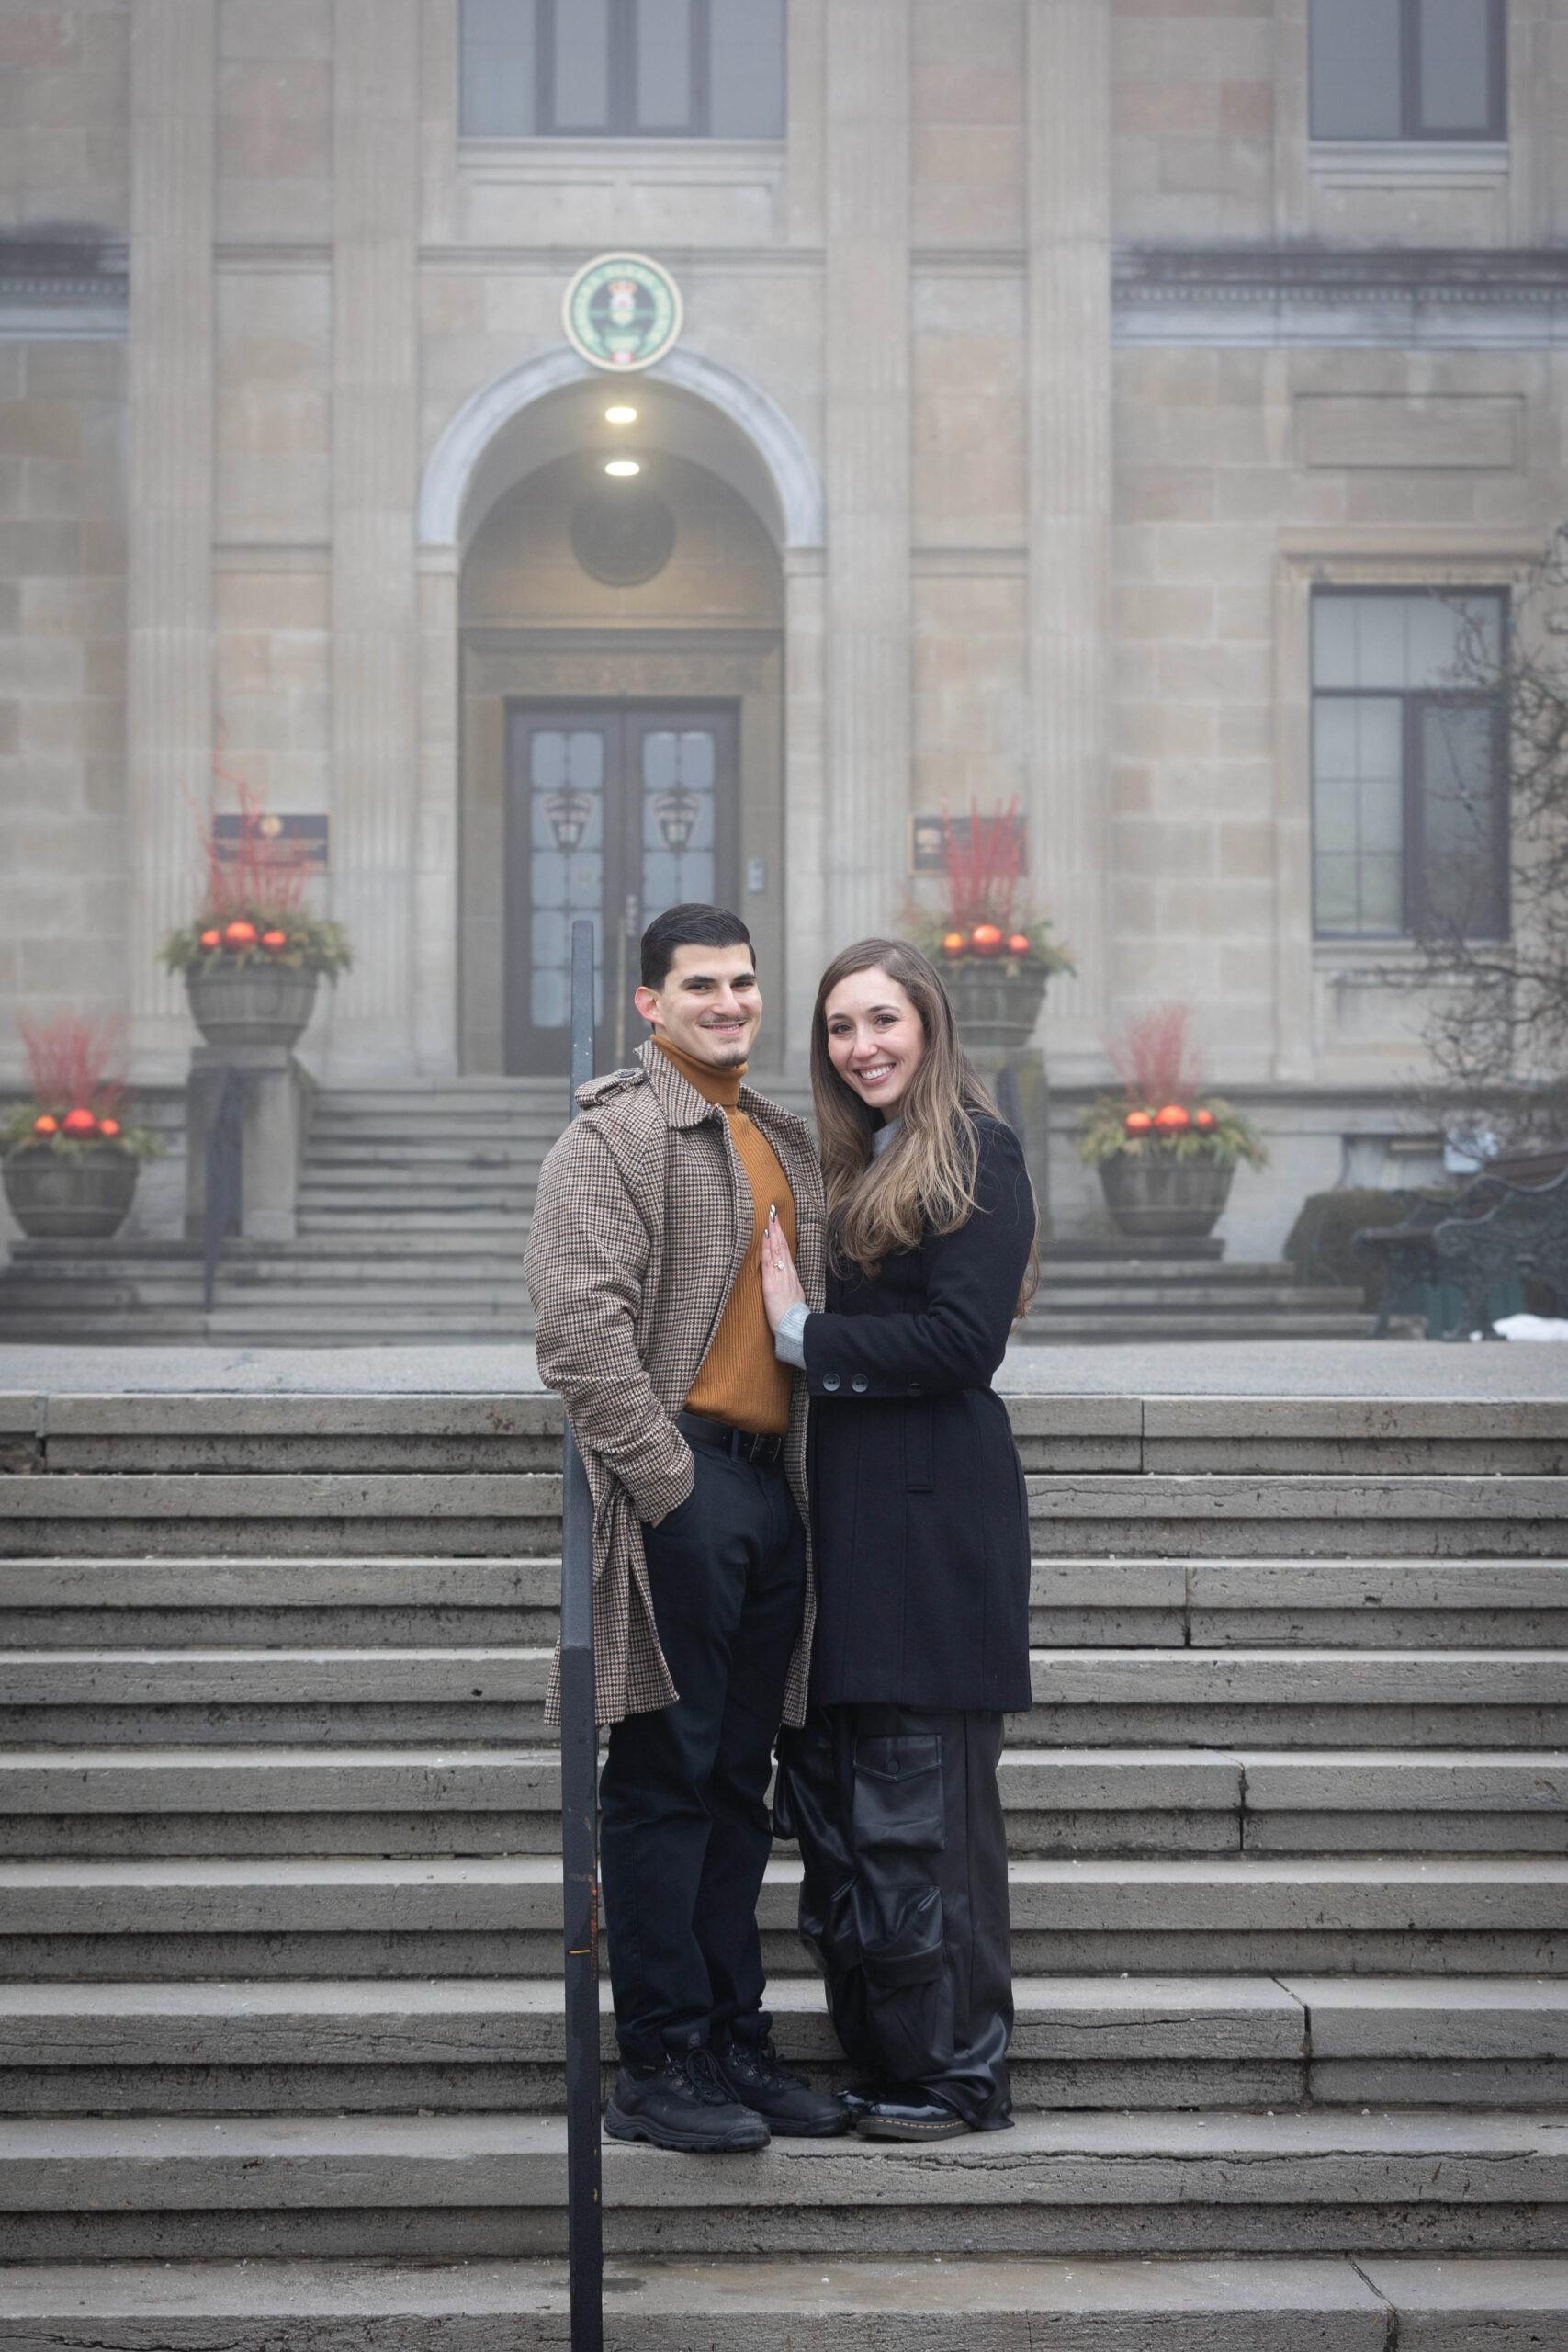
559, 918, 604, 2348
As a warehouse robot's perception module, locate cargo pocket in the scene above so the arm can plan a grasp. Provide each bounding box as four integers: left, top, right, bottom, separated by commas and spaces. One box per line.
853, 1881, 954, 2080
852, 1734, 946, 1853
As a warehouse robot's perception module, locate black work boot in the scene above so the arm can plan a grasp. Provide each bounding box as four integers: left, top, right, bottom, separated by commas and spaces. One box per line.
604, 2044, 770, 2153
712, 2032, 852, 2137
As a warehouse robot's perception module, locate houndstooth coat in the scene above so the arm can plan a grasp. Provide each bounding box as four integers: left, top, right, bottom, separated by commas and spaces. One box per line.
525, 1039, 826, 1726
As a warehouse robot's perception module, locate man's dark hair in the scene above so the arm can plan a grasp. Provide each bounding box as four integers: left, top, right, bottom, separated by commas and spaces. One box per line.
639, 903, 753, 990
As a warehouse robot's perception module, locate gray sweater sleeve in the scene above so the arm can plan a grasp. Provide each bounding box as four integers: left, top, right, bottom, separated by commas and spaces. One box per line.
773, 1300, 810, 1368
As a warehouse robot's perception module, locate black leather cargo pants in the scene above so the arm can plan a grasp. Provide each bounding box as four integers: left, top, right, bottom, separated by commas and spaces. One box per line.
774, 1703, 1014, 2127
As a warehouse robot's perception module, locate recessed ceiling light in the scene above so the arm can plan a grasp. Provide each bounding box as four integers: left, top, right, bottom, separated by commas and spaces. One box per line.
604, 403, 638, 424
604, 458, 641, 478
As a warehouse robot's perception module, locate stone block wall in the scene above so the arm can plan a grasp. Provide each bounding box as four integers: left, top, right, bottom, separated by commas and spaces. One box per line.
0, 0, 128, 234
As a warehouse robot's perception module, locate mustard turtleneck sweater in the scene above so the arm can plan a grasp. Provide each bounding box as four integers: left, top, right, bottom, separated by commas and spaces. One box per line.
653, 1034, 797, 1438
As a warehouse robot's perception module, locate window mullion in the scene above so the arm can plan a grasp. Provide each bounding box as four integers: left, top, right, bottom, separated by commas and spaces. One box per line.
1404, 690, 1425, 934
1402, 0, 1420, 139
613, 0, 634, 134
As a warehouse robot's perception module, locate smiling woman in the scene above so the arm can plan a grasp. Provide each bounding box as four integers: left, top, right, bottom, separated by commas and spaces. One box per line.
761, 937, 1038, 2145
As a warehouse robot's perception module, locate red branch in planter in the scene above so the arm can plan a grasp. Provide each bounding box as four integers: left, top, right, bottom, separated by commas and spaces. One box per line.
18, 1012, 129, 1120
1106, 1002, 1206, 1110
197, 764, 311, 922
940, 797, 1024, 935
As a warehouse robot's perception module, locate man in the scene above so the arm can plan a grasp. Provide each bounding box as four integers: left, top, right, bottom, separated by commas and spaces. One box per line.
525, 903, 846, 2153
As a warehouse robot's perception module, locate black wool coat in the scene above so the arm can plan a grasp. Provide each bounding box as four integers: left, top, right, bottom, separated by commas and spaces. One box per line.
803, 1114, 1035, 1714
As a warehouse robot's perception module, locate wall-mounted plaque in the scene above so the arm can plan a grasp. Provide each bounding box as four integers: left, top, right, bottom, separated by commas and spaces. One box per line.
212, 813, 329, 872
908, 810, 1027, 877
563, 251, 683, 372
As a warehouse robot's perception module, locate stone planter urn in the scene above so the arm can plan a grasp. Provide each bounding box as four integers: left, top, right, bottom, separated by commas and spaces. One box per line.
186, 962, 319, 1050
3, 1145, 140, 1240
1098, 1148, 1235, 1240
942, 962, 1050, 1052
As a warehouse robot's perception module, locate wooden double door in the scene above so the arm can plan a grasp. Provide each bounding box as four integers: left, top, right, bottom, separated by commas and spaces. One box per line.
504, 701, 739, 1076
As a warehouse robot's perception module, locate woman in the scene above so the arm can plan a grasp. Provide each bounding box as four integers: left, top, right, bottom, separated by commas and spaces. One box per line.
760, 936, 1037, 2141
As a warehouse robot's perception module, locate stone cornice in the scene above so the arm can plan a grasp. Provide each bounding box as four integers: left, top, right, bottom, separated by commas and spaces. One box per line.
1116, 244, 1568, 347
0, 233, 128, 337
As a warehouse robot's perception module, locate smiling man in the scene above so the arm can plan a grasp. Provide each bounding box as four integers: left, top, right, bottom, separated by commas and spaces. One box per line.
525, 903, 847, 2153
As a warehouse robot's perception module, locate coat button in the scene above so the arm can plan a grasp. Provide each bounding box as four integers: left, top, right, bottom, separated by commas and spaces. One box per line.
907, 1382, 922, 1395
822, 1374, 840, 1392
851, 1374, 868, 1394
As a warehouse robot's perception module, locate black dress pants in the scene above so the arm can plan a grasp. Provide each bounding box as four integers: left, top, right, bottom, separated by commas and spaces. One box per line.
776, 1703, 1014, 2127
598, 1428, 807, 2065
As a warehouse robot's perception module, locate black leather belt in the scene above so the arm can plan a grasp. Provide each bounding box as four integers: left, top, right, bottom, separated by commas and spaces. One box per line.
677, 1408, 786, 1466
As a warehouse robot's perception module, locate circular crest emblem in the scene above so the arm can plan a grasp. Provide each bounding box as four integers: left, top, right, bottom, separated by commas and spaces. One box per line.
563, 252, 683, 373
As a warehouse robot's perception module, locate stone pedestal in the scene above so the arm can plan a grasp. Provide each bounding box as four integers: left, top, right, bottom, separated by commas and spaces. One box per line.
185, 1047, 314, 1244
970, 1045, 1052, 1240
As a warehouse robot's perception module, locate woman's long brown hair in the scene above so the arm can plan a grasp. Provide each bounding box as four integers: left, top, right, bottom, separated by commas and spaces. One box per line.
809, 937, 1039, 1317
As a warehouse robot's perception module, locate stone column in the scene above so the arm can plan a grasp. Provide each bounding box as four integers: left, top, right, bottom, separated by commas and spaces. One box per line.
783, 548, 828, 1069
823, 0, 911, 948
1026, 0, 1113, 1071
331, 0, 423, 1075
127, 2, 216, 1075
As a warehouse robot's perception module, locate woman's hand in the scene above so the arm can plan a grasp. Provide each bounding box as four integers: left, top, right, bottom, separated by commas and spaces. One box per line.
760, 1203, 806, 1333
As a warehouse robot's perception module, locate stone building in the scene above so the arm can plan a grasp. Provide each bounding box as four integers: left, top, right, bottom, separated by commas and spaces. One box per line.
4, 0, 1568, 1257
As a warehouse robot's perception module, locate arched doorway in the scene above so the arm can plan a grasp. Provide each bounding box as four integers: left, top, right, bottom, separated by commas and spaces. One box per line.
415, 347, 827, 1080
459, 446, 784, 1073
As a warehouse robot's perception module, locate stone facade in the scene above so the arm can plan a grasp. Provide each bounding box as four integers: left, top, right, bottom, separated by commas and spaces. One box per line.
4, 0, 1568, 1254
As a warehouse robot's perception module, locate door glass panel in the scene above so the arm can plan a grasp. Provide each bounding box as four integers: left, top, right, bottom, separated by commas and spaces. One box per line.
529, 729, 604, 1028
641, 728, 716, 922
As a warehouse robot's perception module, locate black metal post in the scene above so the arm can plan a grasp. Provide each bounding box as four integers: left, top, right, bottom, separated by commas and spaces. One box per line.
202, 1066, 244, 1310
559, 918, 604, 2349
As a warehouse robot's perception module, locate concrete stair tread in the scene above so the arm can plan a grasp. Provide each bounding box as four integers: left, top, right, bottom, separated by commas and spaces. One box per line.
4, 1970, 1563, 2038
0, 2106, 1562, 2207
6, 2255, 1568, 2349
3, 1744, 1561, 1806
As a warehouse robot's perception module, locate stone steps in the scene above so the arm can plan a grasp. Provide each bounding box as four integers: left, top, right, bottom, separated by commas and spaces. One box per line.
11, 1394, 1566, 1475
1, 1974, 1562, 2115
7, 1466, 1568, 1558
2, 1645, 1561, 1750
0, 2108, 1561, 2262
2, 1388, 1564, 2320
4, 1745, 1561, 1858
9, 1554, 1565, 1649
5, 2253, 1567, 2352
4, 1853, 1562, 1978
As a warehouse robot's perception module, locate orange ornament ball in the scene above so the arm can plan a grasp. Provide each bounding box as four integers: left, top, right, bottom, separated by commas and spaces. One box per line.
1154, 1103, 1190, 1132
32, 1114, 59, 1136
940, 931, 965, 957
261, 929, 288, 952
199, 928, 221, 951
1124, 1110, 1154, 1135
970, 922, 1003, 957
224, 919, 258, 948
97, 1117, 121, 1139
1194, 1107, 1215, 1131
1007, 933, 1032, 957
62, 1107, 97, 1136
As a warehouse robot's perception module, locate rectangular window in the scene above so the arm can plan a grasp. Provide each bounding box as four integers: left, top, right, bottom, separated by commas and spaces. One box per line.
1309, 0, 1505, 141
459, 0, 785, 137
1312, 589, 1508, 942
